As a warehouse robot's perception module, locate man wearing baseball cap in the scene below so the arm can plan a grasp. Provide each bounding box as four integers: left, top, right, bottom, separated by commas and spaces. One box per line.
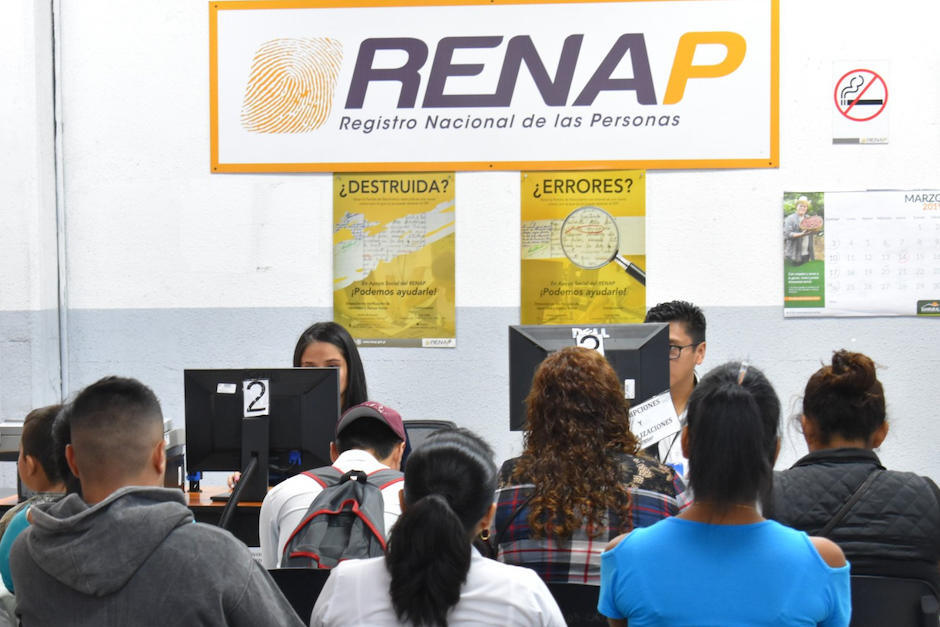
259, 401, 406, 568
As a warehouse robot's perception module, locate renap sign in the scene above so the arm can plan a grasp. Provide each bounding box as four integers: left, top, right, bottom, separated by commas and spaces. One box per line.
211, 0, 778, 172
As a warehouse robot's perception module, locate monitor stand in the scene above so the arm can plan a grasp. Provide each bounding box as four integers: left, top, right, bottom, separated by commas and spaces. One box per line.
217, 415, 269, 532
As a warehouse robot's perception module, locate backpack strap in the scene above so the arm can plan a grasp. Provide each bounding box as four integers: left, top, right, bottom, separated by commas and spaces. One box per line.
365, 468, 404, 491
301, 466, 344, 488
817, 469, 883, 538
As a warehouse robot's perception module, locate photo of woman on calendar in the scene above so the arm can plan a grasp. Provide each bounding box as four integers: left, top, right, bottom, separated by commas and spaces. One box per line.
784, 193, 825, 266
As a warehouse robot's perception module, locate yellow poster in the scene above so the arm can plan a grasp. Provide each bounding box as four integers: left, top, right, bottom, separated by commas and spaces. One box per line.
333, 173, 456, 347
521, 170, 646, 324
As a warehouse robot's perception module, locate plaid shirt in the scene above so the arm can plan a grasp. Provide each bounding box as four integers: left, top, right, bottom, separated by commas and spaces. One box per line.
494, 453, 689, 585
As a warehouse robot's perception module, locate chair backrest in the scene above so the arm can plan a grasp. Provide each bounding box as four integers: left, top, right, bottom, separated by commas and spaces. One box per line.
268, 567, 332, 623
403, 420, 456, 450
402, 420, 457, 468
545, 583, 606, 627
850, 575, 939, 627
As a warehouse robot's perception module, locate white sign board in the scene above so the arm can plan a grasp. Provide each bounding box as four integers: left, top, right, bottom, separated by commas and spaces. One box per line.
211, 0, 779, 172
628, 390, 680, 449
242, 379, 270, 417
832, 61, 889, 145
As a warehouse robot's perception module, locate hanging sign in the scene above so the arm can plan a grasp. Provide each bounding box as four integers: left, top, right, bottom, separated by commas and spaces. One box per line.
210, 0, 779, 172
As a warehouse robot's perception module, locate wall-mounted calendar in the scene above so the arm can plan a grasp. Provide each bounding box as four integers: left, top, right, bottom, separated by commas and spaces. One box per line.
783, 190, 940, 317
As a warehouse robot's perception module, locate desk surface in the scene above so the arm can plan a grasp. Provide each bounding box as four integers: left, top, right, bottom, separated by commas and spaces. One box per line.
188, 485, 262, 508
0, 487, 262, 508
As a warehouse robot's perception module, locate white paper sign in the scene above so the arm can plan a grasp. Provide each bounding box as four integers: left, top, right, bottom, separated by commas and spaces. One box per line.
628, 390, 681, 449
832, 61, 889, 145
242, 379, 270, 417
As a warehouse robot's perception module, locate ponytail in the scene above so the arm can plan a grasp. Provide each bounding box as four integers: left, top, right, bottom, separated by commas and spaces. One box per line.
385, 428, 497, 627
386, 494, 471, 626
686, 362, 780, 512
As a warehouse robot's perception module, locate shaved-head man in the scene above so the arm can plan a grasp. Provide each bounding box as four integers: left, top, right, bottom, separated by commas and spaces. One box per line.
11, 376, 303, 627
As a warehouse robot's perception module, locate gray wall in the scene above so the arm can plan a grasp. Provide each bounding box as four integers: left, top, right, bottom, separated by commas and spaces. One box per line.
66, 305, 940, 482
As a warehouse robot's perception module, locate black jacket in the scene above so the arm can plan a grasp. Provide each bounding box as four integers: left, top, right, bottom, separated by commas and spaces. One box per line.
767, 448, 940, 587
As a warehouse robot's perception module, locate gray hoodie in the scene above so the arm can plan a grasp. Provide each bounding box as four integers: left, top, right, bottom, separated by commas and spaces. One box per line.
10, 486, 304, 627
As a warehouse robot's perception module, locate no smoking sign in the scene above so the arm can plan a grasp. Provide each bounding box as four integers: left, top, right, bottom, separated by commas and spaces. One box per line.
832, 63, 889, 144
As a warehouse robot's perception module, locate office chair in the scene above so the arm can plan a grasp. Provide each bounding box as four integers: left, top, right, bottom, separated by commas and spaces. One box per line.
402, 420, 457, 468
267, 568, 331, 623
403, 420, 456, 449
545, 583, 607, 627
849, 575, 939, 627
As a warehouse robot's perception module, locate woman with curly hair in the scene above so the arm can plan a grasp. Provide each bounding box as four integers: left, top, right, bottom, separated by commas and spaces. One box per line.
494, 346, 687, 585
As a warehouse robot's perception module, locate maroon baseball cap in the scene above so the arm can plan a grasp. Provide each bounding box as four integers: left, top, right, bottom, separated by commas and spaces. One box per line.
336, 401, 406, 442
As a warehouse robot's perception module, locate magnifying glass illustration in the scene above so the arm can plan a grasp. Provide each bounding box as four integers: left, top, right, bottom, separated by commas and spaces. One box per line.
560, 205, 646, 286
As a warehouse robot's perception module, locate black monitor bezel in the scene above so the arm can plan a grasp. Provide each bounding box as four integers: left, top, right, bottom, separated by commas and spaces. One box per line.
508, 323, 670, 431
184, 367, 340, 500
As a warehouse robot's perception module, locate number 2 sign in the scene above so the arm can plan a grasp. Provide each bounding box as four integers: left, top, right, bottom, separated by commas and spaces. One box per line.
242, 379, 270, 417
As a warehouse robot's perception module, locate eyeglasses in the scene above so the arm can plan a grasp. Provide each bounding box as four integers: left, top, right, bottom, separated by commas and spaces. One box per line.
669, 343, 701, 360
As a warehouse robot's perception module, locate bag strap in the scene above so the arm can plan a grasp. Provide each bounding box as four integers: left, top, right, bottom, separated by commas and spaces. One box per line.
818, 469, 882, 538
364, 468, 404, 490
302, 466, 343, 487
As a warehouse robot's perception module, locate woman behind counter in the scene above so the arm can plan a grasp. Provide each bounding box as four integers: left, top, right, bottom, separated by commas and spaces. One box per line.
230, 321, 369, 489
293, 321, 368, 411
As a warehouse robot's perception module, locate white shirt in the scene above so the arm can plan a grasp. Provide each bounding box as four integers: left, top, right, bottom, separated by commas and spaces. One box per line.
657, 406, 689, 478
258, 449, 403, 568
310, 548, 566, 626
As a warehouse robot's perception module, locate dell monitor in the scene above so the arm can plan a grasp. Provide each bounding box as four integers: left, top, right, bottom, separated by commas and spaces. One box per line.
508, 323, 670, 431
184, 367, 340, 502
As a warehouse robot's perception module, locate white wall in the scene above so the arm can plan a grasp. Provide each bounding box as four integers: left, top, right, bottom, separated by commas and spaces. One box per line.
0, 0, 59, 424
3, 1, 939, 483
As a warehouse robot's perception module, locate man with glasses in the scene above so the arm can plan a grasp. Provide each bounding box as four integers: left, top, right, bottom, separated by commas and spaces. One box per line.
643, 300, 707, 474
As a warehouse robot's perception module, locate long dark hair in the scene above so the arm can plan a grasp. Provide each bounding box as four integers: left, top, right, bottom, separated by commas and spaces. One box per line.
386, 428, 497, 627
292, 321, 367, 410
686, 362, 779, 513
513, 346, 638, 538
803, 350, 885, 445
52, 404, 82, 497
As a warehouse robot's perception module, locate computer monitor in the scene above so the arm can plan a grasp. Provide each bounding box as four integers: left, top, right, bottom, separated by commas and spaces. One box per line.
184, 368, 340, 502
508, 323, 670, 431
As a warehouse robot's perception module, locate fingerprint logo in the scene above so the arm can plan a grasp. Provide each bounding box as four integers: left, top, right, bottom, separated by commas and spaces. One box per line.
241, 38, 342, 134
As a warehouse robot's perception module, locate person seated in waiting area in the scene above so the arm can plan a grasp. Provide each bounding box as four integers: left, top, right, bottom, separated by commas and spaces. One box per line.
49, 404, 82, 498
599, 362, 850, 627
0, 405, 66, 538
495, 347, 687, 585
311, 428, 565, 626
10, 376, 303, 627
767, 350, 940, 588
259, 401, 406, 569
0, 405, 68, 597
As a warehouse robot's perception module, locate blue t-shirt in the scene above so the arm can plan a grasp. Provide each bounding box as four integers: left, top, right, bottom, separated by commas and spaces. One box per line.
598, 517, 851, 627
0, 506, 32, 593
